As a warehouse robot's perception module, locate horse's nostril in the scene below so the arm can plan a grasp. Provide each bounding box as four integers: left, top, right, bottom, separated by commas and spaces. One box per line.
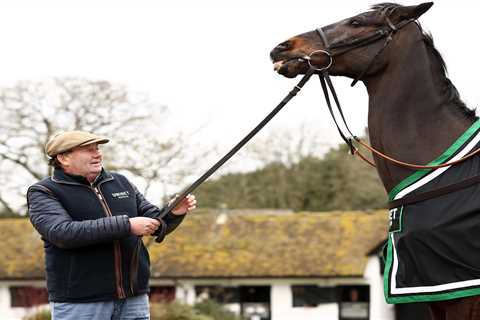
277, 41, 292, 51
270, 41, 294, 61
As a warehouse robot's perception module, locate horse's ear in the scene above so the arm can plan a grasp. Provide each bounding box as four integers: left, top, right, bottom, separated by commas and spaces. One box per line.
392, 2, 434, 22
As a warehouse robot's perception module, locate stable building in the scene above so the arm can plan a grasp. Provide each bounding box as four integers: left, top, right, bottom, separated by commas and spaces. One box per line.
0, 210, 396, 320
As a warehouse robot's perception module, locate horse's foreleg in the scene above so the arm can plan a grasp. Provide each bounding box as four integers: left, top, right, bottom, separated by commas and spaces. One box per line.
428, 296, 480, 320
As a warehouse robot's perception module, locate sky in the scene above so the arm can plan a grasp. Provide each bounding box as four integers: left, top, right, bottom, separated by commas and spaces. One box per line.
0, 0, 478, 164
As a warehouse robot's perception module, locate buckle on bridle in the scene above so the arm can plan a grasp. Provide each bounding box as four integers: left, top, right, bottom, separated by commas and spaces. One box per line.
307, 49, 333, 72
385, 16, 397, 32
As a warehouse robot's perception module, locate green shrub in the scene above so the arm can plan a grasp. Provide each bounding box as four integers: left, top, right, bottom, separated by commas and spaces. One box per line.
151, 302, 212, 320
23, 309, 51, 320
22, 300, 239, 320
194, 300, 241, 320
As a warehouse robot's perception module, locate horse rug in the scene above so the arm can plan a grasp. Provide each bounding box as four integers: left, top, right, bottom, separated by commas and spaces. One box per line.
385, 119, 480, 303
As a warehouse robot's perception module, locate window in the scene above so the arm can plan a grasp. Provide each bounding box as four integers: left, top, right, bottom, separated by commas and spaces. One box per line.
149, 286, 176, 303
240, 286, 270, 320
291, 285, 337, 307
240, 286, 270, 303
339, 285, 369, 320
195, 286, 240, 303
195, 285, 271, 320
10, 286, 48, 307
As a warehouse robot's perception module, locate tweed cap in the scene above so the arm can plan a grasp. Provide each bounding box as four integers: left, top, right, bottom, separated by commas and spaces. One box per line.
45, 131, 109, 157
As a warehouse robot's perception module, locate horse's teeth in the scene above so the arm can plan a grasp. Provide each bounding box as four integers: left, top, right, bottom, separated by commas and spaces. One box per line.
273, 61, 284, 71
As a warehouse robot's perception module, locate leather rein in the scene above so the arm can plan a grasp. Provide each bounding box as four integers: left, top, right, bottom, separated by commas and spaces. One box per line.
153, 68, 316, 243
153, 14, 478, 242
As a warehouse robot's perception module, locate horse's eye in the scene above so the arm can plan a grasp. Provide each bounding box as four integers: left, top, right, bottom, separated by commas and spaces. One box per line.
350, 20, 361, 27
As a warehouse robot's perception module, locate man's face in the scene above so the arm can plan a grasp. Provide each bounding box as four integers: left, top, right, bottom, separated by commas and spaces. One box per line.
58, 143, 103, 180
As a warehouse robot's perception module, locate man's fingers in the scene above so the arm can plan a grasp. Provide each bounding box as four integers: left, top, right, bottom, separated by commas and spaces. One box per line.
130, 217, 163, 236
147, 221, 159, 230
143, 219, 160, 235
186, 195, 196, 210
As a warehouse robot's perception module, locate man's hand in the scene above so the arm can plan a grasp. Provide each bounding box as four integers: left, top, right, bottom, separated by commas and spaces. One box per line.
171, 194, 197, 215
129, 217, 161, 236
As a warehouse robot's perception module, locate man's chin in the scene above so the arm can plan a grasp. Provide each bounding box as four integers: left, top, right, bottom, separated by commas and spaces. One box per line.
85, 168, 102, 183
89, 166, 103, 176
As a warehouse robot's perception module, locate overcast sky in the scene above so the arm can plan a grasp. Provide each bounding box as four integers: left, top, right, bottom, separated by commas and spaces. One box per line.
0, 0, 478, 156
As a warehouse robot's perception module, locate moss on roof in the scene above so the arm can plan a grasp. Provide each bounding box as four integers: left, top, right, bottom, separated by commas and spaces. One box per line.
0, 219, 45, 279
148, 210, 388, 278
0, 210, 388, 280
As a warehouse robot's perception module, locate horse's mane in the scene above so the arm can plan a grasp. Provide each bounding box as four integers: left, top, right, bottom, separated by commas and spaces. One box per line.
371, 3, 477, 121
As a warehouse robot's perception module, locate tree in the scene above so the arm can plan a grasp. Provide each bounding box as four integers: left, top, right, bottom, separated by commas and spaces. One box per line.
0, 78, 195, 215
295, 144, 387, 211
242, 124, 333, 168
195, 132, 387, 211
194, 124, 337, 208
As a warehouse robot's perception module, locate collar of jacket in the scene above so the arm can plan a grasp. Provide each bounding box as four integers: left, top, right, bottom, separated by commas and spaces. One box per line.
52, 168, 114, 186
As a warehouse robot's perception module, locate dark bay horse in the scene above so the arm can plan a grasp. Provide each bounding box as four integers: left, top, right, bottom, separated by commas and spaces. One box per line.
271, 2, 480, 319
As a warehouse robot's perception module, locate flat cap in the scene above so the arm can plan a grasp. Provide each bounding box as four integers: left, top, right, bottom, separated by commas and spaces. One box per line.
45, 131, 109, 157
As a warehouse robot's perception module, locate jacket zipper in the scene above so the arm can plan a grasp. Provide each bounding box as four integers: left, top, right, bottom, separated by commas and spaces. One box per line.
92, 185, 126, 299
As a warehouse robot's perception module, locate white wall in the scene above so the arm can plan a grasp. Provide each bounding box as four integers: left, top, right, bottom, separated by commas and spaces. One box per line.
175, 282, 196, 305
0, 284, 49, 320
1, 273, 393, 320
172, 279, 374, 320
364, 256, 395, 320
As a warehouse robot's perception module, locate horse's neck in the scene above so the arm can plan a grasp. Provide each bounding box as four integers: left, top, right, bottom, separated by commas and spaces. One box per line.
363, 32, 472, 192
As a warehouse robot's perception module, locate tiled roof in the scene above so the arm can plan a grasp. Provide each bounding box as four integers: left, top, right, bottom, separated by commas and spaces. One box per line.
0, 210, 388, 280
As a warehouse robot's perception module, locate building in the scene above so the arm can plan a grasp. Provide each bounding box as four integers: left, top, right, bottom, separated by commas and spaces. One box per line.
0, 210, 397, 320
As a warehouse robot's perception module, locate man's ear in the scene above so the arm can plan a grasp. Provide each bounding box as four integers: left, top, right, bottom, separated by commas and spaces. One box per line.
56, 153, 70, 167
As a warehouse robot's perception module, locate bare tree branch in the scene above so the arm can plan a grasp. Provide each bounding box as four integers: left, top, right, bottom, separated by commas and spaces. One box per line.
0, 77, 201, 214
0, 153, 43, 180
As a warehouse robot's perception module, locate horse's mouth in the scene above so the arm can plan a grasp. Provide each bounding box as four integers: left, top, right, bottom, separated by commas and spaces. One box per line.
272, 57, 309, 78
273, 60, 286, 72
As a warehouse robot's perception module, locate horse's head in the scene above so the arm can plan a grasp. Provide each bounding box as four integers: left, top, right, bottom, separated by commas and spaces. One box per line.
270, 2, 433, 80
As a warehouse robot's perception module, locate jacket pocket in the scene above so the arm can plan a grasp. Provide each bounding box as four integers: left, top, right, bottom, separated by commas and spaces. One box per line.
130, 238, 141, 294
66, 245, 115, 299
136, 240, 151, 292
126, 236, 150, 295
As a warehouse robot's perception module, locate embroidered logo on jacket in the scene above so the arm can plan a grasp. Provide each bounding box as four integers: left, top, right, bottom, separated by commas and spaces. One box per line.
111, 191, 130, 199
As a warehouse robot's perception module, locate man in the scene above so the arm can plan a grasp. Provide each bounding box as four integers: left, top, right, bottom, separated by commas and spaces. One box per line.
27, 131, 196, 320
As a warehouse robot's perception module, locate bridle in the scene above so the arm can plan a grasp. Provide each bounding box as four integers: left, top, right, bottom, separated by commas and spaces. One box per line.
306, 14, 480, 171
312, 14, 412, 86
305, 13, 413, 166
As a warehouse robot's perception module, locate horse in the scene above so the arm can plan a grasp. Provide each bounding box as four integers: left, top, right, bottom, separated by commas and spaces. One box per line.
270, 2, 480, 319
